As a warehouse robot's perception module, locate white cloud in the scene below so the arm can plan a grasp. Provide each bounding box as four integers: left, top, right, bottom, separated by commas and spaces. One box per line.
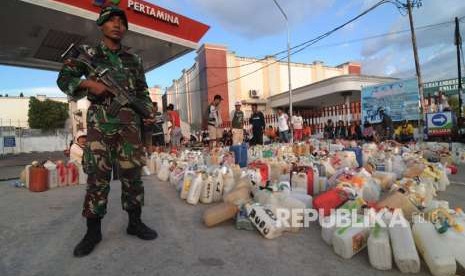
189, 0, 335, 38
361, 0, 465, 81
1, 86, 64, 97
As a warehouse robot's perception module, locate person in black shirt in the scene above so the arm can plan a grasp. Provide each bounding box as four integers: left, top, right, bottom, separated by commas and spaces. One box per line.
249, 104, 265, 146
151, 102, 165, 152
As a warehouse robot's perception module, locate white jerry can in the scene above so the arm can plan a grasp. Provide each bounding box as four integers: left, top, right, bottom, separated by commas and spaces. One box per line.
186, 173, 204, 205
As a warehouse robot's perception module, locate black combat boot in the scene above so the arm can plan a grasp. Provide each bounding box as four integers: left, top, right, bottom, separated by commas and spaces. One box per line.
73, 218, 102, 257
127, 207, 158, 240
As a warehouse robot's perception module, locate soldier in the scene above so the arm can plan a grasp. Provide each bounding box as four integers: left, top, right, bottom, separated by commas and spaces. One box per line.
57, 5, 157, 257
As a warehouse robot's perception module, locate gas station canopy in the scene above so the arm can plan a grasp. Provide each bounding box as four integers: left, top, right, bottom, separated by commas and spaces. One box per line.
0, 0, 209, 72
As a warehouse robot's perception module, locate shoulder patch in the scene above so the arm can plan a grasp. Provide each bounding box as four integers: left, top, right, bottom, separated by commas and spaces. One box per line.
79, 44, 97, 58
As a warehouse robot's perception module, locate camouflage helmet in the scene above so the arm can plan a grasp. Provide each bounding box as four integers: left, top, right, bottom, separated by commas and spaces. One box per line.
96, 5, 128, 29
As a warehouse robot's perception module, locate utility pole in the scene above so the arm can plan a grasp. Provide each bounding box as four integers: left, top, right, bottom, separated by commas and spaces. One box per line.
455, 17, 463, 118
272, 0, 293, 141
405, 0, 425, 141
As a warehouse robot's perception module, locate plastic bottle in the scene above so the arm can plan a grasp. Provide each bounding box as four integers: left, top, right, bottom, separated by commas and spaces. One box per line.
186, 173, 204, 205
291, 172, 307, 193
180, 170, 195, 200
66, 161, 79, 186
56, 160, 68, 187
246, 203, 283, 239
29, 166, 49, 192
223, 187, 251, 206
222, 167, 236, 194
332, 216, 370, 259
388, 214, 421, 273
157, 160, 170, 182
200, 174, 214, 204
203, 203, 238, 227
320, 214, 338, 245
212, 169, 224, 202
368, 224, 392, 270
412, 218, 456, 276
43, 161, 58, 189
148, 153, 157, 174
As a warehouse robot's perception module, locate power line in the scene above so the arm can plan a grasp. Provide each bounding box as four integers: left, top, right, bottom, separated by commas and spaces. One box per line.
157, 19, 457, 96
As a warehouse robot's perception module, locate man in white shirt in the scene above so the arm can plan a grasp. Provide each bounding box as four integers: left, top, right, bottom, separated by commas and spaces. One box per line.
207, 94, 223, 148
292, 111, 304, 142
277, 107, 290, 143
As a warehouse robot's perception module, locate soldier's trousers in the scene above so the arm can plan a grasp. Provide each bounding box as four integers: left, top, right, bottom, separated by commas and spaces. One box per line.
82, 122, 145, 218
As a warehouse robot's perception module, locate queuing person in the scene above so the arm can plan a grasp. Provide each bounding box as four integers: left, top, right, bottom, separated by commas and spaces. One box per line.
70, 130, 87, 164
302, 122, 312, 140
277, 108, 290, 143
265, 125, 278, 144
395, 120, 414, 142
291, 111, 304, 142
363, 121, 374, 141
379, 107, 393, 140
348, 121, 362, 140
249, 104, 266, 146
150, 102, 165, 153
207, 94, 223, 148
167, 104, 182, 151
230, 100, 245, 145
334, 120, 347, 139
324, 119, 335, 139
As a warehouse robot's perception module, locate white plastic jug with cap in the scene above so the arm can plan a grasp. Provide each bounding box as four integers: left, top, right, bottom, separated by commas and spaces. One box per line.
320, 214, 337, 245
291, 172, 307, 194
412, 218, 456, 276
222, 167, 236, 194
388, 213, 421, 273
246, 203, 283, 239
43, 161, 58, 189
157, 159, 170, 182
180, 170, 196, 200
200, 174, 214, 204
148, 154, 157, 174
212, 169, 224, 202
187, 173, 204, 205
332, 216, 370, 259
447, 208, 465, 269
368, 224, 392, 270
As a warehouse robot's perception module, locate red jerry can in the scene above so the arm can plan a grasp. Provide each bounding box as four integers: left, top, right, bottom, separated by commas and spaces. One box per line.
312, 188, 349, 216
29, 166, 49, 192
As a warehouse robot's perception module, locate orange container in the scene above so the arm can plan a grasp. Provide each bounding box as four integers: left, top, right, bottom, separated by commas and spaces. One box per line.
29, 167, 49, 192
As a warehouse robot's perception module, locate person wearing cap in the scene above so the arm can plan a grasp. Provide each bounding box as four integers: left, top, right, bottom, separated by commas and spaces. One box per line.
206, 94, 223, 148
57, 5, 158, 257
70, 130, 87, 164
230, 100, 245, 145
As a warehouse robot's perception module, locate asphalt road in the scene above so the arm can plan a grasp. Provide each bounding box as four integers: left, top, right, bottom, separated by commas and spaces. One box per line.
0, 173, 464, 276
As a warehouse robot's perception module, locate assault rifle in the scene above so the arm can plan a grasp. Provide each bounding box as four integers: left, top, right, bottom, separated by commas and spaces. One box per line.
60, 43, 152, 119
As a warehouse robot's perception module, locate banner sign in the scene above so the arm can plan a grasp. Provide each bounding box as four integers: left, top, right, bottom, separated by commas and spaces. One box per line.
361, 79, 420, 123
426, 112, 454, 136
3, 136, 16, 147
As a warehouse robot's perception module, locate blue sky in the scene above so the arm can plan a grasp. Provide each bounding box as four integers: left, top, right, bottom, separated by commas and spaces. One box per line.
0, 0, 464, 97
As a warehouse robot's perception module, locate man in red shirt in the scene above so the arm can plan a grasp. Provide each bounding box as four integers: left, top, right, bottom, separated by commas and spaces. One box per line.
167, 104, 182, 151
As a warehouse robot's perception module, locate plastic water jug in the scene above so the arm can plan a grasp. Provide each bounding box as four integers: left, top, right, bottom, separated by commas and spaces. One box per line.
203, 203, 238, 227
29, 166, 49, 192
43, 161, 58, 189
412, 218, 456, 276
223, 187, 251, 206
320, 214, 337, 245
313, 188, 349, 217
332, 217, 370, 259
212, 169, 224, 202
148, 154, 157, 174
180, 170, 195, 200
77, 163, 87, 185
157, 160, 170, 182
56, 161, 68, 187
187, 173, 204, 205
222, 167, 236, 194
200, 174, 214, 204
67, 161, 79, 186
246, 203, 283, 239
23, 165, 32, 188
289, 191, 312, 208
388, 214, 421, 273
368, 224, 392, 270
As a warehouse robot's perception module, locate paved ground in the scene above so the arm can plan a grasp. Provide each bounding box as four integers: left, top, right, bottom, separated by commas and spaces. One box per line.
0, 171, 464, 276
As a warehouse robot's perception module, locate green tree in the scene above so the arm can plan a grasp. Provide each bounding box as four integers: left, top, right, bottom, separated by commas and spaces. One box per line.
28, 97, 69, 130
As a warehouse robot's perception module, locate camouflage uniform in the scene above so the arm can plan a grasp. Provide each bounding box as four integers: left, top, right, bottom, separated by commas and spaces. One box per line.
57, 42, 153, 218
